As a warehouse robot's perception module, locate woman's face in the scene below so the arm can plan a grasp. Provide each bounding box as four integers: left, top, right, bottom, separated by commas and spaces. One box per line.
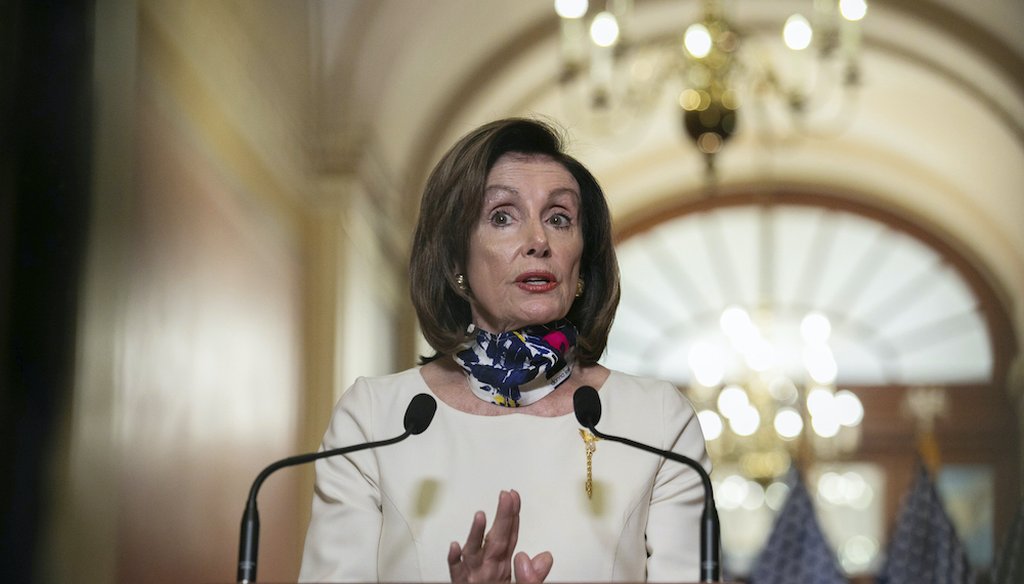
465, 153, 584, 333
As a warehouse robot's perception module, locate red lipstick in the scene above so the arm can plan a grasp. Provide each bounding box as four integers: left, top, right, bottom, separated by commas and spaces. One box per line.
515, 271, 558, 292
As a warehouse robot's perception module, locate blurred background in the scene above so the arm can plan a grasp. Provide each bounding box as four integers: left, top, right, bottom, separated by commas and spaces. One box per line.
2, 0, 1022, 582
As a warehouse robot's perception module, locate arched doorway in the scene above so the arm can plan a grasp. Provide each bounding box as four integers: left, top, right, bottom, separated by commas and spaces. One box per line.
604, 191, 1019, 578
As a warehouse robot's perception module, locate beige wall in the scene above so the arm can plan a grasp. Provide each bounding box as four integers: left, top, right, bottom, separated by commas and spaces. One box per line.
48, 1, 351, 582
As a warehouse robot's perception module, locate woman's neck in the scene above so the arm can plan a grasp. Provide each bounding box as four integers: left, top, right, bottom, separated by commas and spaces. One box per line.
421, 356, 610, 418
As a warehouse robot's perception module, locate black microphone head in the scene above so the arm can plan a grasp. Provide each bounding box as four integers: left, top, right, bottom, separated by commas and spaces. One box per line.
404, 393, 437, 435
573, 386, 601, 428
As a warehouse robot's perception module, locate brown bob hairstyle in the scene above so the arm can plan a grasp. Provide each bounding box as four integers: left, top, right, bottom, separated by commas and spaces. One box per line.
410, 118, 620, 365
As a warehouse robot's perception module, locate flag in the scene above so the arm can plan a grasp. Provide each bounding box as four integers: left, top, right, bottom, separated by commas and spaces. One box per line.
878, 462, 972, 584
750, 471, 846, 584
991, 499, 1023, 584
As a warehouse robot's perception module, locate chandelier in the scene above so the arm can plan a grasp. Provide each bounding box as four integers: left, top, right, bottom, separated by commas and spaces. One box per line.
685, 306, 865, 482
554, 0, 869, 176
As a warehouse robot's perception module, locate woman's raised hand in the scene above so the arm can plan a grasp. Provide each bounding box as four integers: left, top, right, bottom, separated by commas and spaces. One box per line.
447, 490, 553, 583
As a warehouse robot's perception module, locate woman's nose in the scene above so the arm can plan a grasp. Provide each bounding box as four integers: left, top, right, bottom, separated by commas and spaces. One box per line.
524, 219, 551, 257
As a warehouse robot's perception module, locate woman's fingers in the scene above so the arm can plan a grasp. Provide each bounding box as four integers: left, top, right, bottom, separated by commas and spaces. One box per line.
507, 490, 521, 554
449, 490, 528, 583
448, 541, 467, 582
482, 490, 517, 560
513, 551, 554, 583
460, 510, 487, 558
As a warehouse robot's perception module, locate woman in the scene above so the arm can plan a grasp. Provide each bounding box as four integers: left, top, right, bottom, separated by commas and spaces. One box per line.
299, 118, 709, 582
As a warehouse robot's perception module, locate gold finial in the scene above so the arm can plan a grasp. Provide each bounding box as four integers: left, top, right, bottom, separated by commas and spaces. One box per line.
902, 386, 948, 473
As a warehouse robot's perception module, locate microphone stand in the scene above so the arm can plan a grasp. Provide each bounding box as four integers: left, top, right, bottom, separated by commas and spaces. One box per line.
584, 425, 721, 582
236, 431, 411, 584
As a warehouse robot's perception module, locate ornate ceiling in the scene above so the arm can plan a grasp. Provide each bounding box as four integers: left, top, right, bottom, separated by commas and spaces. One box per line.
313, 0, 1024, 378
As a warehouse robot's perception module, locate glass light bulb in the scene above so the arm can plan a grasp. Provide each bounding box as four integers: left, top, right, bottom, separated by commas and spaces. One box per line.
839, 0, 868, 22
841, 471, 867, 504
741, 481, 766, 510
555, 0, 588, 19
768, 376, 798, 403
590, 11, 620, 47
697, 410, 724, 441
774, 408, 804, 439
806, 386, 834, 416
834, 389, 864, 426
801, 311, 831, 343
684, 23, 713, 58
730, 404, 761, 436
812, 410, 841, 437
783, 14, 813, 50
765, 481, 790, 510
841, 535, 879, 570
717, 385, 749, 418
720, 305, 752, 337
850, 484, 874, 510
817, 471, 843, 503
718, 475, 749, 510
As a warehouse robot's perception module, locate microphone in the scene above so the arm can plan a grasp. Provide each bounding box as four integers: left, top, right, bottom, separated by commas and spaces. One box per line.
573, 386, 720, 582
237, 393, 437, 583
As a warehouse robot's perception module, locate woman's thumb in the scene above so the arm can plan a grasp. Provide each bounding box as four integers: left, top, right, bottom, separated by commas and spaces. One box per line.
514, 551, 553, 582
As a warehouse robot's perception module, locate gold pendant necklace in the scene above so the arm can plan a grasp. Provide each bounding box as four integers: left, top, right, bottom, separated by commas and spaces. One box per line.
579, 429, 601, 499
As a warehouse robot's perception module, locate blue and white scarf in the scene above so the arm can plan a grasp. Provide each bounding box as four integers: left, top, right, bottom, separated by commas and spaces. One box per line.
454, 320, 578, 407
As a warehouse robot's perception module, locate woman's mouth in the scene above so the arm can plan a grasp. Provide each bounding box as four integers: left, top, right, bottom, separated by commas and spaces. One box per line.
515, 271, 559, 292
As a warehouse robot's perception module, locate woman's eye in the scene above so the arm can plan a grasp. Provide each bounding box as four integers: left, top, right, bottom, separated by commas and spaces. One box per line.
490, 210, 512, 225
549, 213, 573, 227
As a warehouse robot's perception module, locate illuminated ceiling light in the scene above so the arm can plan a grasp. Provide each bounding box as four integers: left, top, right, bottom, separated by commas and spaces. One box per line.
679, 88, 703, 111
717, 385, 749, 418
834, 389, 864, 426
841, 535, 879, 571
783, 14, 813, 50
554, 0, 588, 19
684, 23, 713, 58
839, 0, 868, 22
590, 11, 620, 47
720, 305, 753, 338
696, 131, 724, 154
811, 410, 841, 437
801, 311, 831, 343
806, 386, 834, 417
730, 404, 761, 436
765, 481, 790, 511
841, 471, 867, 502
741, 481, 766, 510
555, 0, 866, 176
767, 376, 798, 403
818, 471, 842, 502
774, 408, 804, 439
717, 474, 750, 510
698, 409, 724, 441
848, 484, 874, 510
679, 303, 861, 482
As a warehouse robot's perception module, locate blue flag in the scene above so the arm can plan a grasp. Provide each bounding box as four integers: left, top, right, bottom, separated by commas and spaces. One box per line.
750, 472, 845, 584
992, 499, 1023, 584
878, 463, 972, 584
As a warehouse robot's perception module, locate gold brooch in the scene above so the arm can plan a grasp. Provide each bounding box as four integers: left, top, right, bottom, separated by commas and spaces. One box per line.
579, 429, 601, 499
